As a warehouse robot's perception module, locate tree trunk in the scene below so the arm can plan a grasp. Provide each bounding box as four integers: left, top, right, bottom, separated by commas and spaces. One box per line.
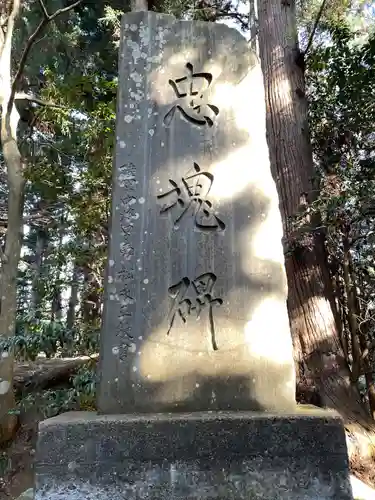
81, 264, 101, 325
13, 355, 97, 395
342, 229, 362, 383
0, 0, 24, 443
257, 0, 372, 429
67, 262, 80, 331
346, 236, 375, 419
30, 228, 47, 318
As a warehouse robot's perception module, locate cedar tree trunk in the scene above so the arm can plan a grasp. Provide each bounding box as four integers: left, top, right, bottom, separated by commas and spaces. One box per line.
257, 0, 372, 431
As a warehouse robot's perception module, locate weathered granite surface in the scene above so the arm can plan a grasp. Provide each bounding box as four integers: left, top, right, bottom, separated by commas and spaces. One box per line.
98, 10, 295, 414
35, 410, 353, 500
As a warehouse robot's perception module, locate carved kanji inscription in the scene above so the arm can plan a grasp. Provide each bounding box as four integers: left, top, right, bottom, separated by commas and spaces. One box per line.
164, 63, 219, 127
167, 272, 223, 351
157, 162, 225, 232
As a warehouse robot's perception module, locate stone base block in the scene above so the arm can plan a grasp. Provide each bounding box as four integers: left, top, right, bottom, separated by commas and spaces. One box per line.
35, 409, 353, 499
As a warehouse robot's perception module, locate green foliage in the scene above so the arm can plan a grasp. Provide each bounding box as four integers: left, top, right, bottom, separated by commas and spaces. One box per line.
304, 10, 375, 387
18, 363, 96, 419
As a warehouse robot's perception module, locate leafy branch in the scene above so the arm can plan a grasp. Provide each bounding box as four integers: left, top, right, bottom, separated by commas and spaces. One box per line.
8, 0, 83, 112
304, 0, 328, 56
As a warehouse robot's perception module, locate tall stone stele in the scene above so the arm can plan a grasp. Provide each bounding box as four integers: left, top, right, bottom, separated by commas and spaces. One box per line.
34, 11, 354, 500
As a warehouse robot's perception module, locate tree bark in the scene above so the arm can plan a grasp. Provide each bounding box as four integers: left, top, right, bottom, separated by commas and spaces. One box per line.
346, 238, 375, 419
13, 355, 98, 395
257, 0, 372, 428
343, 230, 362, 383
51, 214, 65, 322
30, 229, 47, 317
0, 0, 24, 443
67, 262, 80, 331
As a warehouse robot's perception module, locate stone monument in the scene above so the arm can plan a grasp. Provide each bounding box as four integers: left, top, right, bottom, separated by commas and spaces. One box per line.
34, 10, 354, 500
98, 9, 296, 415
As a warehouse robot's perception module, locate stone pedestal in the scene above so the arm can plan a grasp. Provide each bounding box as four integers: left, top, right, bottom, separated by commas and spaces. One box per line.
35, 409, 353, 499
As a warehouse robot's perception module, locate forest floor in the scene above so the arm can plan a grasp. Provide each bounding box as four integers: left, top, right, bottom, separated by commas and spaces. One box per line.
0, 420, 35, 499
1, 358, 375, 499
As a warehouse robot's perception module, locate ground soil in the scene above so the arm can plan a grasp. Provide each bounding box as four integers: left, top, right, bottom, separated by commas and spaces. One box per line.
0, 421, 36, 499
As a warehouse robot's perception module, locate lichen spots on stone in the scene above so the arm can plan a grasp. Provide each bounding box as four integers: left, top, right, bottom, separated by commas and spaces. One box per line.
139, 23, 150, 47
126, 39, 141, 65
130, 72, 142, 84
155, 26, 169, 48
112, 346, 119, 355
67, 461, 77, 471
130, 90, 144, 102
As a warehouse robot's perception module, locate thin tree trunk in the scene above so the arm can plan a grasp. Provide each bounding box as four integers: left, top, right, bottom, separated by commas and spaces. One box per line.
51, 214, 65, 322
51, 289, 62, 322
67, 262, 80, 331
347, 237, 375, 419
131, 0, 148, 11
343, 229, 362, 382
249, 0, 258, 53
30, 228, 47, 318
81, 264, 101, 325
257, 0, 371, 428
0, 0, 23, 443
